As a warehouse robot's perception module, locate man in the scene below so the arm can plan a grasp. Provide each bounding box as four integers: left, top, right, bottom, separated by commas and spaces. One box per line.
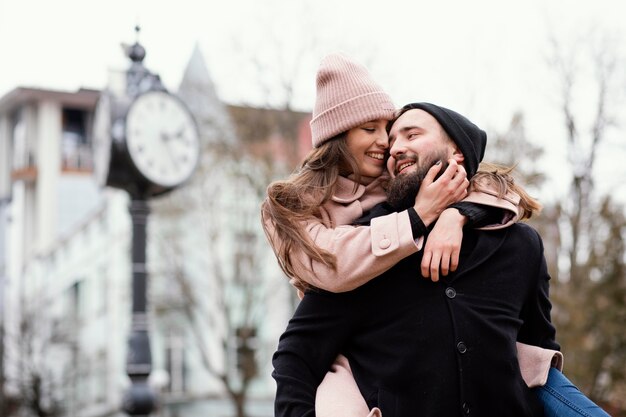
272, 103, 559, 417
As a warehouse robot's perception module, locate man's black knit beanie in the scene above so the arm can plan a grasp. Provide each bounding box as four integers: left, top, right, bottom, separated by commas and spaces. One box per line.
397, 102, 487, 177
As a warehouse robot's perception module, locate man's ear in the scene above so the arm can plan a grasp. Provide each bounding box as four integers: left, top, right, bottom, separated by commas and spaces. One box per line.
451, 144, 465, 164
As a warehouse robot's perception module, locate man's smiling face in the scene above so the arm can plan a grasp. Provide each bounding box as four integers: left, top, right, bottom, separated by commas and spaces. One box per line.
386, 109, 459, 178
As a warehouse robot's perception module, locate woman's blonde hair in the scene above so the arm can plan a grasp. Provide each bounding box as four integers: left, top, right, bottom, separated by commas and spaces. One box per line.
472, 162, 542, 220
261, 135, 360, 285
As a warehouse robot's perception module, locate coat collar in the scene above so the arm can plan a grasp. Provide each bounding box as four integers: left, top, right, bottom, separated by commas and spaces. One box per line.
331, 175, 387, 204
332, 176, 365, 203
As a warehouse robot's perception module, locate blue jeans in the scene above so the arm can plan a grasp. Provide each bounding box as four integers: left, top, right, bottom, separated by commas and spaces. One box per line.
534, 368, 611, 417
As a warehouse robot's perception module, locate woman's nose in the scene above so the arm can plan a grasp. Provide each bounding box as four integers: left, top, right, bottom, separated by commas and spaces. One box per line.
376, 131, 389, 149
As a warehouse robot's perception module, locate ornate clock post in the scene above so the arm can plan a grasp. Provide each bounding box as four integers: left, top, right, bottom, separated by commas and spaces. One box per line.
92, 28, 200, 416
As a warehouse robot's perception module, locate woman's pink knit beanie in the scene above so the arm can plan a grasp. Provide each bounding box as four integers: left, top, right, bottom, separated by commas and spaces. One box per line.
310, 53, 395, 148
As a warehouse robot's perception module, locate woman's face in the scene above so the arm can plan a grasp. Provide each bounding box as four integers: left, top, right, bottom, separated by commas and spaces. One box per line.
345, 118, 389, 181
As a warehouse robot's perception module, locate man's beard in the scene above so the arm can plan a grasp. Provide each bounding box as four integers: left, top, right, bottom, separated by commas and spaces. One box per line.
386, 151, 449, 211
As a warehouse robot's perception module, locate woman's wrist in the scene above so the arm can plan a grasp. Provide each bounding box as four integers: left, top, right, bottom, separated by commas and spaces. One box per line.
439, 207, 469, 227
413, 203, 439, 227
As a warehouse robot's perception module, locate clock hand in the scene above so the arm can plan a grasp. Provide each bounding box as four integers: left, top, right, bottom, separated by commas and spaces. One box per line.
173, 126, 186, 140
160, 132, 181, 171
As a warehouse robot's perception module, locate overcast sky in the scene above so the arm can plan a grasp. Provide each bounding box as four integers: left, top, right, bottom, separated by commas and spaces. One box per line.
1, 0, 625, 202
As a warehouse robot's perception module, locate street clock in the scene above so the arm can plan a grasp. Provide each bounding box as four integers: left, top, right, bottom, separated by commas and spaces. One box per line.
125, 90, 199, 189
92, 40, 199, 198
92, 28, 201, 417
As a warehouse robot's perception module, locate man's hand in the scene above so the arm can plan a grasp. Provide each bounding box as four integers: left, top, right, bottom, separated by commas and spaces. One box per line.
421, 208, 467, 282
413, 159, 469, 227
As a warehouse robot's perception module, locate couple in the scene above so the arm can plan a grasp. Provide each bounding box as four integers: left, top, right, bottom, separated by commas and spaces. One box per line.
262, 54, 608, 416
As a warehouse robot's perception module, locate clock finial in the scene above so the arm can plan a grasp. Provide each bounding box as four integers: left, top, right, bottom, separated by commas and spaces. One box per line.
127, 25, 146, 63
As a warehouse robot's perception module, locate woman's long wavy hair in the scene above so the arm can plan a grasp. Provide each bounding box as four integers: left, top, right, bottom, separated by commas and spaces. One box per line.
472, 162, 542, 220
261, 134, 361, 284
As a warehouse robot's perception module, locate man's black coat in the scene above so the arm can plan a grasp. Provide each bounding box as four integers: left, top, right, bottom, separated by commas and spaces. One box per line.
272, 221, 559, 417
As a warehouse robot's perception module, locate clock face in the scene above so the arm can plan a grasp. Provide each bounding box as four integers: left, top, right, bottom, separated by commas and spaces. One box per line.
125, 91, 200, 188
92, 92, 112, 187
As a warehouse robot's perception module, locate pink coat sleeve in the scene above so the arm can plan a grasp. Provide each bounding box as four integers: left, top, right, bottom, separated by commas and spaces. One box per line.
516, 342, 563, 387
264, 209, 423, 293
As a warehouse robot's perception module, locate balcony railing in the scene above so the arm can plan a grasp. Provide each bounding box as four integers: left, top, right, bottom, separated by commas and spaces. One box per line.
62, 144, 93, 172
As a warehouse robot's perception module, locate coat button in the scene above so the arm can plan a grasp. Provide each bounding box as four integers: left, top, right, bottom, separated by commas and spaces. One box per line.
379, 238, 391, 249
445, 287, 456, 299
457, 342, 467, 354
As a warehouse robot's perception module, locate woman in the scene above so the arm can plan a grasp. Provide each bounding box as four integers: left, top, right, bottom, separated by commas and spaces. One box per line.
262, 53, 608, 417
262, 54, 501, 296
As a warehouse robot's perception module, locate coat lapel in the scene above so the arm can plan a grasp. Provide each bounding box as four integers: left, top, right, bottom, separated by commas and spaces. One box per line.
449, 227, 511, 281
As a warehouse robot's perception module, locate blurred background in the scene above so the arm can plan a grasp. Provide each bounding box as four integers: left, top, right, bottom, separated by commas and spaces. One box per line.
0, 0, 625, 416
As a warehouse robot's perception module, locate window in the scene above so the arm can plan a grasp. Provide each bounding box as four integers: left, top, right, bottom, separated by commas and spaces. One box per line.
97, 267, 108, 315
164, 334, 186, 393
68, 280, 84, 323
62, 108, 92, 170
93, 351, 108, 403
11, 110, 31, 169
